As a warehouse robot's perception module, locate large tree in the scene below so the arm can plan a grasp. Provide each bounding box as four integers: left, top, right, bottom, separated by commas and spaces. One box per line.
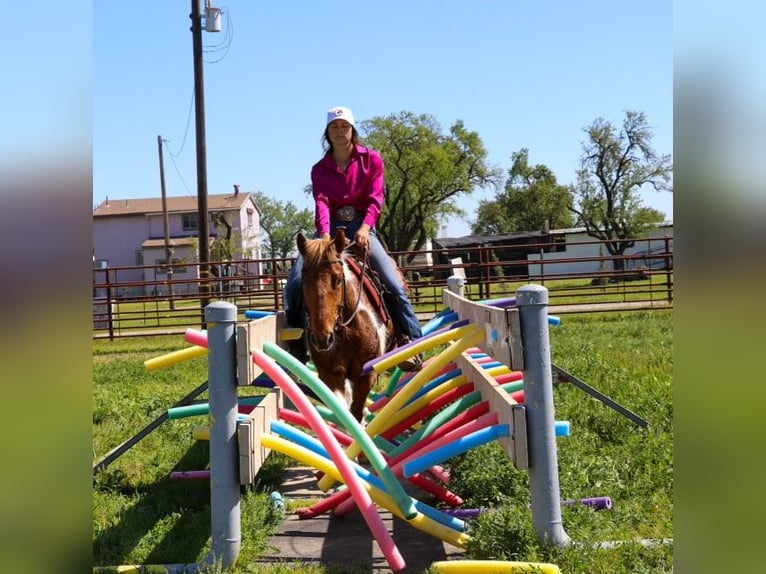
573, 110, 672, 271
472, 148, 574, 235
360, 112, 502, 252
253, 191, 313, 260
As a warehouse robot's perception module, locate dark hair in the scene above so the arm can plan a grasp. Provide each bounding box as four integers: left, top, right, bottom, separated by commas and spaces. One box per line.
322, 126, 361, 154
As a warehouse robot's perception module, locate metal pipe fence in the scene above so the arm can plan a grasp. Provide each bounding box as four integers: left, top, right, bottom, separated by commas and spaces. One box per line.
93, 235, 673, 339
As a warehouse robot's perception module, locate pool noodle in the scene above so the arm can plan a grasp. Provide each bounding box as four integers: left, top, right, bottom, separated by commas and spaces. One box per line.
250, 347, 406, 571
389, 391, 483, 458
280, 407, 465, 511
375, 375, 470, 438
371, 365, 461, 413
381, 382, 475, 442
261, 433, 471, 549
144, 345, 208, 371
262, 342, 417, 518
244, 310, 275, 319
403, 424, 509, 478
317, 326, 484, 491
363, 322, 477, 376
167, 396, 265, 419
269, 420, 466, 532
169, 470, 210, 480
430, 559, 560, 573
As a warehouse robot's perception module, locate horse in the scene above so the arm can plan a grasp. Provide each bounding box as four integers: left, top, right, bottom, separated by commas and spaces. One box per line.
296, 228, 395, 423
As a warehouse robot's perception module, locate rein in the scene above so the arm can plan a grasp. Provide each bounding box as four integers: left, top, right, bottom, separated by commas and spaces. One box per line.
337, 242, 367, 328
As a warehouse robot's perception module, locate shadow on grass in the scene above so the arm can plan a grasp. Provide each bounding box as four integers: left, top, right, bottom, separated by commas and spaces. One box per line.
93, 440, 213, 568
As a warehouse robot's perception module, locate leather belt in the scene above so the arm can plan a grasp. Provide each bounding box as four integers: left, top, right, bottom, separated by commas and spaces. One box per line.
334, 206, 358, 222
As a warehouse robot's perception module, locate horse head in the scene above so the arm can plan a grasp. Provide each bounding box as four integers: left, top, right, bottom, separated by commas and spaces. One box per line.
297, 229, 351, 352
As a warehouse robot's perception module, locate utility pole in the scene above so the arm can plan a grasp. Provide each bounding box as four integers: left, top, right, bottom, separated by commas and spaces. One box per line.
191, 0, 211, 320
157, 135, 176, 310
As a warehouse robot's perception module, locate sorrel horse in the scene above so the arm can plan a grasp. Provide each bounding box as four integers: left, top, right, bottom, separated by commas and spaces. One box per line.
296, 228, 394, 422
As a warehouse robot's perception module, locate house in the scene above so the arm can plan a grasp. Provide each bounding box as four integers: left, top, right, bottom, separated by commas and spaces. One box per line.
93, 191, 263, 297
526, 222, 674, 277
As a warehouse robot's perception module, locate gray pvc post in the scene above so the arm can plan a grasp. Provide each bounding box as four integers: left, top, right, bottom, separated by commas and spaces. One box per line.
204, 301, 241, 569
516, 285, 570, 547
447, 275, 466, 297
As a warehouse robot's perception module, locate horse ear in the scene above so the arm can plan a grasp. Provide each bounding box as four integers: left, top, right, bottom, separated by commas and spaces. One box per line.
297, 232, 307, 255
334, 228, 348, 253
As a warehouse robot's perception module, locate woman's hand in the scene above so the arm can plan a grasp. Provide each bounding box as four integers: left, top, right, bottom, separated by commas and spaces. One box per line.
355, 224, 371, 250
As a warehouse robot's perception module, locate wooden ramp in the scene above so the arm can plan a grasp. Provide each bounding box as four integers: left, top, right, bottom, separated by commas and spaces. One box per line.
255, 466, 465, 574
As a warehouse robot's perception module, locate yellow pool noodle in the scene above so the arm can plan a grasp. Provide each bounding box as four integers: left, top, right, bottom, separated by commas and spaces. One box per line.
144, 345, 208, 371
430, 560, 561, 573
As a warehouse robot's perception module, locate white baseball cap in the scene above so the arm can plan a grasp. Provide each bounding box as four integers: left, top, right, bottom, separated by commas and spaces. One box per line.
326, 106, 355, 127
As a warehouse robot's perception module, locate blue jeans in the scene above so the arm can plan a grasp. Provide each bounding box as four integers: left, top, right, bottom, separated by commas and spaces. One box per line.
284, 221, 422, 340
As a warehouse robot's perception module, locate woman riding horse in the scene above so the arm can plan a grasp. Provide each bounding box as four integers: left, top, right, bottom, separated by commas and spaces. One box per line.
284, 105, 422, 371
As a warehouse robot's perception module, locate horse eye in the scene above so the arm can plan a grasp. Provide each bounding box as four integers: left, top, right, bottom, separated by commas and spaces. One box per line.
332, 275, 343, 289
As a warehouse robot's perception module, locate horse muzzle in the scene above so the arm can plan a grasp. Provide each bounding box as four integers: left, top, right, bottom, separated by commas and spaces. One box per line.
308, 331, 335, 352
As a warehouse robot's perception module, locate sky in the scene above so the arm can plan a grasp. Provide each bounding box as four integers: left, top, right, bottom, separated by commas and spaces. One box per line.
88, 1, 673, 238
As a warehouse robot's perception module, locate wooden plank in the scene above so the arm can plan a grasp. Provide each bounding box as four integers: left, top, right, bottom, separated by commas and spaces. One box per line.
237, 388, 283, 484
456, 353, 527, 469
236, 314, 279, 387
442, 289, 513, 367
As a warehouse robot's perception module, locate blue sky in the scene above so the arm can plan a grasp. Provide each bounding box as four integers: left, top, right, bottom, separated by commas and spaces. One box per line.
91, 1, 673, 237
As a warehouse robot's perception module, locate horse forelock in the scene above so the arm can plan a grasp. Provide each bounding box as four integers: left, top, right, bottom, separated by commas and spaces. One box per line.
301, 236, 342, 267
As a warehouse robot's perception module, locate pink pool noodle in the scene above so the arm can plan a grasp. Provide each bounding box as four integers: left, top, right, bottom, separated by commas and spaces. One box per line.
185, 328, 208, 348
279, 408, 353, 448
251, 348, 405, 572
282, 408, 466, 516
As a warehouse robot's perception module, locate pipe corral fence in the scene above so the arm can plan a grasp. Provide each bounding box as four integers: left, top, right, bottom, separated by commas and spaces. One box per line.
94, 281, 634, 573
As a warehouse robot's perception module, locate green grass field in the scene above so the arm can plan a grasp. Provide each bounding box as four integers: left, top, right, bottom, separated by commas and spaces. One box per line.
93, 309, 672, 573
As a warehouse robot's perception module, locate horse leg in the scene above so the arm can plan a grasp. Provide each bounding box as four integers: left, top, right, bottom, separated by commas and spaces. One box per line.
350, 372, 375, 425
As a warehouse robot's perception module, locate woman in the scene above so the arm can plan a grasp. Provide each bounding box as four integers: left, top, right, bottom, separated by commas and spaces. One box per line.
284, 105, 423, 371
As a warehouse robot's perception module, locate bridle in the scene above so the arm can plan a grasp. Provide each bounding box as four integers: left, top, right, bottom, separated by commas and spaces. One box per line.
305, 242, 368, 350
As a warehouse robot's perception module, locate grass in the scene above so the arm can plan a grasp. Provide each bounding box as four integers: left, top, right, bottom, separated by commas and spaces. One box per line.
93, 310, 672, 573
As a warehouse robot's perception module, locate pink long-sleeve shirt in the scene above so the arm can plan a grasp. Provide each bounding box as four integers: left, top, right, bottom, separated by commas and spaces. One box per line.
311, 145, 385, 235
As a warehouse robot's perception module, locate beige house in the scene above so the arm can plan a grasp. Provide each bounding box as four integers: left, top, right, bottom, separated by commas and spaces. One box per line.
93, 191, 263, 297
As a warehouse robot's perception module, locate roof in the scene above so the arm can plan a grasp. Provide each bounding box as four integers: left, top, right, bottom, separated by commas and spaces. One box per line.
433, 230, 551, 249
141, 237, 197, 249
549, 221, 674, 235
93, 192, 257, 217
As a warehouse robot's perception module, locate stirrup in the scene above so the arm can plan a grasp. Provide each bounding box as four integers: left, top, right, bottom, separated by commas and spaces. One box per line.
395, 335, 423, 372
397, 353, 423, 372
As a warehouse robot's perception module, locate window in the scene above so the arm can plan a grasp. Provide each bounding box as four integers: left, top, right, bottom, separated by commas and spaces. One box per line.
156, 258, 187, 274
183, 212, 216, 231
182, 213, 197, 231
246, 208, 254, 227
135, 251, 144, 265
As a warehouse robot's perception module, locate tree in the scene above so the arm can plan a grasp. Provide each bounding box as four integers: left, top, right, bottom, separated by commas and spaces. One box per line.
572, 110, 672, 271
254, 191, 313, 261
360, 112, 502, 253
472, 148, 574, 235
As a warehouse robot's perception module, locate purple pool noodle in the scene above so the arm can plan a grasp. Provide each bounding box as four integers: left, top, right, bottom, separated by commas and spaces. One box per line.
562, 496, 612, 510
442, 508, 482, 519
362, 318, 470, 374
482, 297, 516, 308
170, 470, 210, 480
